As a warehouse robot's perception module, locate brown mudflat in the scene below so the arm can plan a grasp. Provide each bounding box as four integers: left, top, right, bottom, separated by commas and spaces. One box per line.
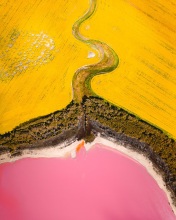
0, 96, 176, 199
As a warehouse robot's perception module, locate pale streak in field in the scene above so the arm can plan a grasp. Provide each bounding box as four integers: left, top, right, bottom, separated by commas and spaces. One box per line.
89, 0, 176, 138
87, 51, 95, 58
0, 0, 175, 139
0, 31, 57, 80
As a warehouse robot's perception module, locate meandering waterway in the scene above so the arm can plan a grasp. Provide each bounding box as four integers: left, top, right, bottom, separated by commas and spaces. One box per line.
72, 0, 119, 102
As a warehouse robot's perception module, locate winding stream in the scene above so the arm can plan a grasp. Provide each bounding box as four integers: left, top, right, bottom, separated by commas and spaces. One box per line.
72, 0, 119, 103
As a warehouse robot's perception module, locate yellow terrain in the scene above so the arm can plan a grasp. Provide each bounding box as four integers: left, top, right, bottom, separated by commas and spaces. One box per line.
0, 0, 99, 133
0, 0, 176, 140
82, 0, 176, 138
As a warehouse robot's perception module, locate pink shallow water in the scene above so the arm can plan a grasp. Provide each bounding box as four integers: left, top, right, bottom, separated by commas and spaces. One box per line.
0, 144, 175, 220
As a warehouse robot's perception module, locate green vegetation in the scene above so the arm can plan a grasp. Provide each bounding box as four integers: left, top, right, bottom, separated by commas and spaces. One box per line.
84, 97, 176, 194
72, 0, 119, 103
0, 0, 175, 199
0, 101, 82, 152
0, 96, 176, 195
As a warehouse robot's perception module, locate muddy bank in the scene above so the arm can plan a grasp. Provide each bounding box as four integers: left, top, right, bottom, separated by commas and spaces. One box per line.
83, 97, 176, 199
0, 101, 82, 154
0, 96, 176, 198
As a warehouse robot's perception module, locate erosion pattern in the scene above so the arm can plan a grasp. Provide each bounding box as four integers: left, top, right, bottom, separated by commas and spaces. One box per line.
72, 0, 119, 103
0, 0, 176, 200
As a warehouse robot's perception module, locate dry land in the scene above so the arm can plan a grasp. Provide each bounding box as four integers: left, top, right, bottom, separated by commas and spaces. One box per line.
0, 97, 176, 199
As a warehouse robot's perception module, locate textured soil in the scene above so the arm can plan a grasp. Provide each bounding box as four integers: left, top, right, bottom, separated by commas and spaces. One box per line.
0, 96, 176, 197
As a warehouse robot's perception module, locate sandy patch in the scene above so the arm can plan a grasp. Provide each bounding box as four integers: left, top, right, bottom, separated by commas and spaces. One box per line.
0, 134, 175, 215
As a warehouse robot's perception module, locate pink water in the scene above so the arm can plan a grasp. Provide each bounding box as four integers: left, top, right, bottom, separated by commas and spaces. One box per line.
0, 144, 175, 220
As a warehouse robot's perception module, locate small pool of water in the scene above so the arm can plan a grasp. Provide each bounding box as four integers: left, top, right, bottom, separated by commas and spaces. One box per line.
0, 143, 175, 220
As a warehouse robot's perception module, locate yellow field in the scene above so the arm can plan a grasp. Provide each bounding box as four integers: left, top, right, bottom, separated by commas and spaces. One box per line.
0, 0, 99, 133
0, 0, 176, 139
84, 0, 176, 138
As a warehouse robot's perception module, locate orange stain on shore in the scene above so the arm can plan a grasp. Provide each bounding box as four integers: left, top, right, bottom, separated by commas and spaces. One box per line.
76, 140, 85, 153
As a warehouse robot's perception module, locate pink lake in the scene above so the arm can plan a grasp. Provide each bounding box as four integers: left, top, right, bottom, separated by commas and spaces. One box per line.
0, 143, 175, 220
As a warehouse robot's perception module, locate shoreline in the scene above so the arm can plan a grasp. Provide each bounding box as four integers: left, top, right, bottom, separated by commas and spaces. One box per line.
0, 134, 175, 215
1, 97, 176, 193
